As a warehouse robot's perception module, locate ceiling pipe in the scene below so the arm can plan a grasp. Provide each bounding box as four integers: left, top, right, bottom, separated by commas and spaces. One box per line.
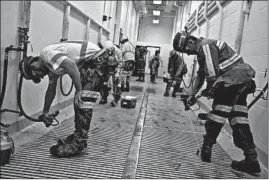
165, 0, 175, 12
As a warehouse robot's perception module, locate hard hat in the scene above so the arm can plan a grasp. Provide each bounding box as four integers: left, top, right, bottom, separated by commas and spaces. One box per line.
19, 56, 41, 83
169, 50, 178, 57
103, 40, 114, 51
173, 31, 189, 53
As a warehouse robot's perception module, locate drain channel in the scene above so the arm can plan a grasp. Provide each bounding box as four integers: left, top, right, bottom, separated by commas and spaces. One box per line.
122, 92, 149, 178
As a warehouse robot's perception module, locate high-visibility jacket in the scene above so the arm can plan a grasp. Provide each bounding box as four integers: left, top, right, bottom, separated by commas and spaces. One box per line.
40, 41, 100, 77
196, 38, 255, 87
120, 41, 135, 62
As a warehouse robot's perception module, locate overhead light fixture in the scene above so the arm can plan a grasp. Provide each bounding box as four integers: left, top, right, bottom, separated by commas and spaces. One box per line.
153, 0, 162, 4
153, 19, 159, 24
153, 10, 160, 16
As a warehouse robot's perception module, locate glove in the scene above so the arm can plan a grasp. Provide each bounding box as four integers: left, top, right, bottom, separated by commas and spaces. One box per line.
187, 95, 197, 107
38, 114, 54, 127
172, 81, 176, 86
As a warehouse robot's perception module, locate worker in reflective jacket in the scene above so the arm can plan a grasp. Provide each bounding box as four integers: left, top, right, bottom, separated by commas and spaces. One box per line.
98, 41, 123, 107
120, 36, 136, 92
173, 31, 260, 174
19, 40, 119, 158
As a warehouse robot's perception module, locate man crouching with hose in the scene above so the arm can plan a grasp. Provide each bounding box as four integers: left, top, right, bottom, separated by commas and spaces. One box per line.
172, 29, 260, 174
163, 50, 187, 97
19, 40, 116, 158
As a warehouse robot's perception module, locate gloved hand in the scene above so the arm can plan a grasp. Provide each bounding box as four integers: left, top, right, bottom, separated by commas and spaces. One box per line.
187, 95, 197, 107
38, 114, 54, 127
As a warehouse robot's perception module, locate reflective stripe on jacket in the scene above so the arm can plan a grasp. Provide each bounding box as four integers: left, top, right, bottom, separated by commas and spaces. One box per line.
120, 42, 135, 62
197, 38, 255, 86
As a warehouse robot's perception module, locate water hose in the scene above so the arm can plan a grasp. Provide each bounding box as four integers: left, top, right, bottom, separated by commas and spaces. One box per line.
17, 74, 41, 122
59, 76, 74, 96
248, 82, 268, 109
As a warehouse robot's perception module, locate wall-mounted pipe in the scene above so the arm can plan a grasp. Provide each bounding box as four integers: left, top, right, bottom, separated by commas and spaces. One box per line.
235, 0, 249, 54
204, 0, 210, 38
216, 1, 223, 40
61, 5, 70, 41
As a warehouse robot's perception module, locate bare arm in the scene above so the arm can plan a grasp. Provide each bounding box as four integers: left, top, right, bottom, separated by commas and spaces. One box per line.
59, 58, 82, 91
43, 77, 58, 114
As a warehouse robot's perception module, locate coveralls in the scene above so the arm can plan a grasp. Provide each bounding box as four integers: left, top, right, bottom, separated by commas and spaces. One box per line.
164, 50, 185, 97
99, 45, 123, 106
120, 40, 135, 92
149, 54, 162, 83
194, 38, 260, 173
135, 48, 147, 82
39, 41, 105, 157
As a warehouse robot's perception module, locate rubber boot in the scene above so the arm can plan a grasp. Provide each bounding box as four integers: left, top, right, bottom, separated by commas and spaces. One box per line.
198, 119, 223, 162
231, 148, 261, 174
198, 136, 214, 162
125, 82, 130, 92
50, 108, 93, 158
163, 85, 169, 97
163, 91, 169, 97
99, 85, 109, 104
230, 124, 261, 174
172, 91, 176, 98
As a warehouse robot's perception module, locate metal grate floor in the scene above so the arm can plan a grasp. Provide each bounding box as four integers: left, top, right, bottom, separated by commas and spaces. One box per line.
0, 77, 256, 179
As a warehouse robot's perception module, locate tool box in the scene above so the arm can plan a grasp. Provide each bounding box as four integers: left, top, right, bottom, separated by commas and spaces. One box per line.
121, 96, 137, 109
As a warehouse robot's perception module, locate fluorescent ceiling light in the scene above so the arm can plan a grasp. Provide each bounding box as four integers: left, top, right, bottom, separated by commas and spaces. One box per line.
153, 19, 159, 24
153, 10, 160, 16
153, 0, 162, 4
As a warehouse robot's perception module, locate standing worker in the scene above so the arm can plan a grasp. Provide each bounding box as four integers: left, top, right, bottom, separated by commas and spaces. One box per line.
172, 30, 261, 174
98, 40, 123, 106
120, 36, 135, 92
135, 47, 148, 82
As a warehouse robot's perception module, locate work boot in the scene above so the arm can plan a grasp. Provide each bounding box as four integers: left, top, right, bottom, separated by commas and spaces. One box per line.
197, 135, 214, 162
57, 134, 87, 148
99, 98, 107, 104
111, 100, 117, 107
163, 91, 169, 97
125, 82, 130, 92
50, 107, 92, 158
231, 149, 261, 174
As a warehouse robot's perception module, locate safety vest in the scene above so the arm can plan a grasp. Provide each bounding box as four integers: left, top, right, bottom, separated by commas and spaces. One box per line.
120, 42, 135, 62
197, 38, 255, 86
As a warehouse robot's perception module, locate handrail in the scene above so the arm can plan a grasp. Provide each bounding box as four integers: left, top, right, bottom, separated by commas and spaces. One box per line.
60, 0, 110, 35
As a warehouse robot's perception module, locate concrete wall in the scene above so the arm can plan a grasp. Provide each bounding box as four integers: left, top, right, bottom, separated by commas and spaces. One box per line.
0, 0, 137, 134
178, 1, 268, 158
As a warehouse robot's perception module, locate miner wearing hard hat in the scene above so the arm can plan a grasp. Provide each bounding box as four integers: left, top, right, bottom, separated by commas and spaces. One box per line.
172, 30, 260, 174
19, 40, 118, 158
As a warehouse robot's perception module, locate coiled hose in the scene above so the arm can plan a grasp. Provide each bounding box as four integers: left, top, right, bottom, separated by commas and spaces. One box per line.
17, 74, 41, 122
59, 76, 73, 96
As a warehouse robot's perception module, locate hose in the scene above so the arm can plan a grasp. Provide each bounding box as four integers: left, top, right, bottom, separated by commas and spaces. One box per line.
17, 74, 41, 122
59, 76, 73, 96
0, 51, 9, 110
248, 82, 268, 109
